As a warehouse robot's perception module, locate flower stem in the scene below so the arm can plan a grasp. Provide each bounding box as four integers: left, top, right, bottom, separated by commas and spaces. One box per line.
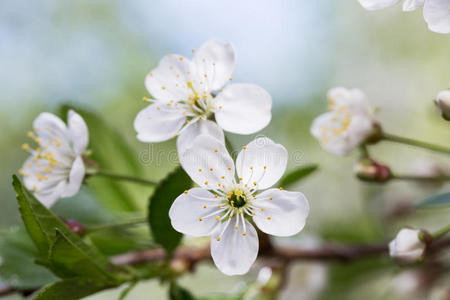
87, 169, 158, 186
382, 133, 450, 155
86, 217, 147, 234
391, 174, 450, 182
432, 224, 450, 240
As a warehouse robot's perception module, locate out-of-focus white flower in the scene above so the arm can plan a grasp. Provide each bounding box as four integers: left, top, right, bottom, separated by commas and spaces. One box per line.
169, 136, 309, 275
358, 0, 450, 34
394, 270, 423, 297
435, 89, 450, 120
389, 228, 426, 263
19, 110, 88, 207
310, 87, 375, 155
134, 39, 272, 154
256, 267, 272, 285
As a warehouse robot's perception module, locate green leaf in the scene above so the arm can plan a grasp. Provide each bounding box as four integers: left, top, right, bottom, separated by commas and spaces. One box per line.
59, 105, 151, 212
169, 282, 196, 300
149, 167, 191, 253
48, 230, 115, 280
0, 227, 56, 289
33, 277, 116, 300
279, 164, 318, 188
416, 191, 450, 207
12, 175, 109, 269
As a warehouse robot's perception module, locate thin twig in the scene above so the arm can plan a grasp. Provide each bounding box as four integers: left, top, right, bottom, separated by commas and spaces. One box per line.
2, 239, 449, 297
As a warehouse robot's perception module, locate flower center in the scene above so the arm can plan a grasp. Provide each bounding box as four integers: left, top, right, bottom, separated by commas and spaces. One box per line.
185, 81, 215, 118
228, 189, 247, 208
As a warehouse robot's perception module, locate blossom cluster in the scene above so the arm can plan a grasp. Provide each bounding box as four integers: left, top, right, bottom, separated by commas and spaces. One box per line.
18, 36, 449, 277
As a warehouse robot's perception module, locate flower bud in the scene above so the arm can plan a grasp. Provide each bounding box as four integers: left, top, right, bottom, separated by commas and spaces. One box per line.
389, 228, 427, 263
435, 89, 450, 121
65, 219, 86, 236
354, 158, 391, 183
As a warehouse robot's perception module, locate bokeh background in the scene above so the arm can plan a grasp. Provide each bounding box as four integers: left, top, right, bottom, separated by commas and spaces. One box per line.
1, 0, 450, 299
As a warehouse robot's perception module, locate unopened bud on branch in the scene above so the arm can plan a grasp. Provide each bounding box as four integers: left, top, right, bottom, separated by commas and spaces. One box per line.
65, 219, 86, 236
435, 89, 450, 121
354, 158, 391, 182
389, 228, 430, 263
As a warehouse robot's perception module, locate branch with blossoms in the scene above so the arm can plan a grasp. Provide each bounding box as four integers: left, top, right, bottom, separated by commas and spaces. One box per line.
4, 38, 450, 300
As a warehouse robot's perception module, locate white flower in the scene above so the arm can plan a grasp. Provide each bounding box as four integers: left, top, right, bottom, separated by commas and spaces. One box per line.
435, 89, 450, 120
358, 0, 450, 34
19, 110, 88, 208
310, 87, 375, 155
389, 228, 426, 263
169, 136, 309, 275
134, 39, 272, 154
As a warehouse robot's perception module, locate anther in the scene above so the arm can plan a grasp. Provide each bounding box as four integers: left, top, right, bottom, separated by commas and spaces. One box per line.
22, 144, 30, 151
242, 146, 247, 150
242, 232, 247, 236
214, 148, 218, 152
27, 131, 34, 138
204, 181, 208, 185
217, 237, 221, 241
199, 217, 203, 221
267, 217, 271, 220
203, 205, 207, 209
216, 216, 220, 220
279, 187, 284, 190
210, 168, 213, 171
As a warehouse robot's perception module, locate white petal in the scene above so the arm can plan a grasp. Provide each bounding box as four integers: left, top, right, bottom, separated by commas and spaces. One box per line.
423, 0, 450, 34
145, 55, 192, 102
61, 156, 85, 198
236, 138, 287, 190
33, 112, 69, 141
35, 180, 66, 208
358, 0, 400, 10
327, 87, 371, 114
169, 188, 221, 237
215, 83, 272, 134
180, 135, 234, 189
211, 219, 258, 275
253, 189, 309, 237
402, 0, 425, 11
177, 119, 225, 155
67, 110, 89, 155
192, 39, 236, 91
134, 103, 186, 142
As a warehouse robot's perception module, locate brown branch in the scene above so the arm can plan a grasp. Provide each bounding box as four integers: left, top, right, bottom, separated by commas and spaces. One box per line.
1, 239, 449, 298
110, 242, 388, 267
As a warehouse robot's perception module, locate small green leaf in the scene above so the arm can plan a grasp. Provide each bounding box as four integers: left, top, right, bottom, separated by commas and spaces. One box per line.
169, 282, 196, 300
279, 164, 318, 188
0, 227, 56, 289
48, 230, 115, 281
12, 175, 109, 269
33, 277, 115, 300
416, 191, 450, 207
149, 167, 191, 253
